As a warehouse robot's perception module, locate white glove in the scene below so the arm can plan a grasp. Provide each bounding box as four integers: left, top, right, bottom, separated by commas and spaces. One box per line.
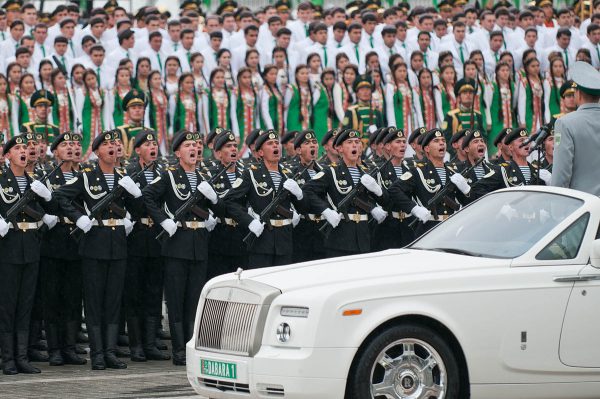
42, 214, 58, 230
360, 174, 382, 197
498, 204, 519, 221
370, 206, 388, 224
31, 180, 52, 202
322, 208, 342, 228
198, 181, 218, 204
411, 205, 432, 223
539, 169, 552, 185
450, 173, 471, 195
283, 179, 303, 200
160, 219, 177, 237
118, 176, 142, 198
76, 215, 93, 233
124, 218, 134, 236
248, 219, 264, 237
292, 210, 300, 227
206, 215, 217, 232
0, 219, 9, 237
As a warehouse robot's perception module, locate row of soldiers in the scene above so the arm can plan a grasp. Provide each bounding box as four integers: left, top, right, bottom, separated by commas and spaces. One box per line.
0, 96, 553, 373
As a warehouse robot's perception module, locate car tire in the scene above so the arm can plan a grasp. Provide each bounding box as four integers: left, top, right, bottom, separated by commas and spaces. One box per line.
346, 323, 461, 399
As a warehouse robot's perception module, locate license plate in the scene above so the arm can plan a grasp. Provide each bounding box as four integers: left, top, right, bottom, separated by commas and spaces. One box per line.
200, 359, 237, 380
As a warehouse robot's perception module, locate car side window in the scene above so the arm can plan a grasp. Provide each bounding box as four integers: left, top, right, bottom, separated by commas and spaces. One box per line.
537, 213, 590, 261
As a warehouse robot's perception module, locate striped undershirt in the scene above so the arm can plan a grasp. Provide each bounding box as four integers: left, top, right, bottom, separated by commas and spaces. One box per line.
226, 172, 236, 185
104, 174, 114, 190
144, 170, 154, 184
63, 171, 74, 181
186, 172, 197, 192
347, 167, 361, 185
269, 171, 281, 190
15, 176, 28, 193
519, 166, 531, 183
393, 165, 403, 178
436, 167, 447, 185
307, 169, 316, 179
474, 165, 485, 180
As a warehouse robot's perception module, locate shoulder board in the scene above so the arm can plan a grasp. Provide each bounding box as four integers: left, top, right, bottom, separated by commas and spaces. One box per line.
531, 163, 538, 169
250, 164, 257, 170
167, 166, 177, 171
416, 162, 426, 167
330, 162, 337, 167
499, 162, 509, 167
447, 109, 459, 116
83, 167, 93, 172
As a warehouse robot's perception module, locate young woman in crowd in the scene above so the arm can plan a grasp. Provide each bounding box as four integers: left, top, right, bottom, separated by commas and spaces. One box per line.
417, 68, 443, 129
190, 53, 209, 92
260, 64, 285, 132
133, 57, 152, 94
313, 68, 339, 145
518, 57, 545, 132
51, 68, 76, 133
489, 62, 516, 154
145, 70, 170, 155
370, 68, 387, 125
75, 69, 109, 158
231, 67, 259, 145
0, 74, 17, 139
333, 64, 358, 118
543, 55, 566, 123
438, 64, 457, 116
16, 73, 37, 126
307, 53, 322, 83
285, 64, 313, 132
271, 47, 290, 95
385, 62, 422, 132
106, 66, 133, 129
6, 63, 21, 94
37, 60, 53, 90
205, 67, 234, 131
69, 63, 85, 92
170, 72, 207, 134
216, 49, 235, 90
164, 56, 181, 98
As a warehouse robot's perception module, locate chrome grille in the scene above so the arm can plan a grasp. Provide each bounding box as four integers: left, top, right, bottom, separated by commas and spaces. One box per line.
198, 299, 259, 354
199, 378, 250, 394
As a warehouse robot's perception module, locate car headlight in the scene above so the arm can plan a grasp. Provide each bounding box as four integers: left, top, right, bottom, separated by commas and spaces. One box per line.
280, 306, 309, 318
276, 322, 291, 343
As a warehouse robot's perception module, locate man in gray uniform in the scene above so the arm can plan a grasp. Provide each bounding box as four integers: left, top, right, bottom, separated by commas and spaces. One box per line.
552, 61, 600, 195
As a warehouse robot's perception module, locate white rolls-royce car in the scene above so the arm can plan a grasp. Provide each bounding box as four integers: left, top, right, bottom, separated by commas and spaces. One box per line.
186, 186, 600, 399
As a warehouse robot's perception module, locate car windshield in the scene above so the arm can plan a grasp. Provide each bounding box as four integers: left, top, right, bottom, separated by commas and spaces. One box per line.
411, 191, 584, 259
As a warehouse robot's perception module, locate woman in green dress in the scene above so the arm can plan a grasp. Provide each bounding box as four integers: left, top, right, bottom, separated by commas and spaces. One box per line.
438, 64, 456, 117
204, 67, 233, 131
312, 68, 338, 148
133, 57, 151, 95
543, 55, 566, 123
74, 69, 108, 158
517, 57, 544, 133
107, 66, 133, 129
231, 67, 260, 152
16, 73, 36, 126
285, 64, 313, 133
146, 70, 170, 156
169, 72, 207, 134
50, 68, 76, 134
489, 62, 516, 155
260, 64, 285, 132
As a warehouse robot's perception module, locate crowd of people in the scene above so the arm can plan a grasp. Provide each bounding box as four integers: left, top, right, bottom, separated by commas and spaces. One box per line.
0, 0, 595, 377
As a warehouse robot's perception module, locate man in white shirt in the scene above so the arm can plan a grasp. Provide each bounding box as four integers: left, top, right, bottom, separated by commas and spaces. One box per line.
231, 24, 259, 73
258, 15, 282, 62
221, 12, 237, 43
56, 18, 78, 59
583, 23, 600, 69
21, 3, 37, 35
542, 28, 576, 72
140, 31, 166, 75
359, 12, 379, 50
31, 23, 49, 69
0, 9, 8, 42
542, 8, 582, 49
304, 23, 334, 68
174, 29, 198, 72
337, 22, 366, 73
438, 21, 470, 79
414, 31, 439, 71
48, 36, 73, 77
72, 35, 96, 70
287, 2, 313, 43
483, 31, 505, 76
469, 10, 496, 52
107, 29, 136, 73
0, 19, 25, 62
378, 25, 404, 77
201, 31, 223, 76
162, 20, 182, 54
89, 44, 112, 90
394, 21, 410, 57
514, 27, 543, 70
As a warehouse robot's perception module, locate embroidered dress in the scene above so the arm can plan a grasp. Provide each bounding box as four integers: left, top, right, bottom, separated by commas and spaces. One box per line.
148, 88, 169, 155
440, 84, 456, 116
371, 86, 386, 126
173, 93, 199, 132
17, 94, 35, 125
208, 88, 231, 130
0, 96, 14, 138
419, 88, 437, 129
112, 87, 131, 127
313, 83, 338, 146
520, 77, 543, 132
82, 89, 104, 158
286, 84, 312, 131
392, 83, 416, 131
235, 87, 258, 145
489, 81, 516, 154
52, 88, 74, 132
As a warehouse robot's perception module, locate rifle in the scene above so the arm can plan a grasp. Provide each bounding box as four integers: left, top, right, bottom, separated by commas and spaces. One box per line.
155, 162, 233, 242
409, 157, 485, 228
319, 158, 391, 239
5, 161, 65, 224
243, 158, 316, 248
70, 161, 156, 238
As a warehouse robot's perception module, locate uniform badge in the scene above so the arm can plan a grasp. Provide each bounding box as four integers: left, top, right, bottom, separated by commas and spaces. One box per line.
232, 178, 243, 188
400, 171, 412, 181
313, 171, 324, 179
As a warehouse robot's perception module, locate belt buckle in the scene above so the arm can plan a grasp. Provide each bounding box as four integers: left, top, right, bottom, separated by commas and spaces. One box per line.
354, 213, 360, 223
271, 219, 281, 227
189, 221, 199, 229
106, 219, 116, 227
147, 218, 154, 227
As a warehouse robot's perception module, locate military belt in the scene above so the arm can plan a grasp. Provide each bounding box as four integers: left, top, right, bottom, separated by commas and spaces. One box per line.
11, 221, 44, 230
59, 217, 74, 224
140, 218, 154, 227
300, 214, 322, 222
391, 211, 409, 220
342, 213, 369, 223
269, 219, 292, 227
430, 215, 450, 222
216, 217, 238, 226
92, 218, 125, 227
177, 220, 206, 229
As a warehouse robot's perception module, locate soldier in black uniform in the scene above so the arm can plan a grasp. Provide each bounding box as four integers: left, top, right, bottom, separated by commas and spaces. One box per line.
20, 90, 60, 146
281, 130, 298, 162
116, 90, 147, 158
55, 131, 145, 371
207, 130, 248, 278
0, 134, 57, 375
319, 128, 340, 165
373, 127, 415, 250
501, 127, 550, 186
406, 127, 427, 166
289, 130, 326, 262
387, 128, 472, 237
242, 128, 262, 166
491, 128, 512, 164
224, 129, 305, 268
302, 129, 388, 257
124, 131, 171, 362
39, 133, 87, 367
143, 131, 223, 366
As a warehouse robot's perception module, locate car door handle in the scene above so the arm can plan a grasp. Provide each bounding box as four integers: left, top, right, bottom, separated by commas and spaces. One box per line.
553, 274, 600, 282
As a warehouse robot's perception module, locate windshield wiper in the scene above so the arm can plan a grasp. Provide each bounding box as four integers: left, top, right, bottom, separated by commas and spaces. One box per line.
427, 247, 483, 257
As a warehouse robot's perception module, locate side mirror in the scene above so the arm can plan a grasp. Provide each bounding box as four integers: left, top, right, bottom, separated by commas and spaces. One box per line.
590, 239, 600, 268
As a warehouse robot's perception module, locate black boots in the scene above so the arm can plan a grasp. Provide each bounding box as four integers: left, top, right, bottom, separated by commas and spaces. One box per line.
46, 324, 64, 366
170, 322, 186, 366
88, 325, 105, 370
127, 318, 146, 362
143, 318, 170, 361
27, 321, 48, 362
16, 331, 41, 373
62, 321, 87, 365
1, 333, 18, 375
104, 324, 127, 369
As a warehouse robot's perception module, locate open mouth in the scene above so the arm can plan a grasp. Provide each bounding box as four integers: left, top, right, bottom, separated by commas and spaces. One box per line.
108, 150, 115, 156
150, 151, 156, 157
230, 153, 237, 159
273, 150, 280, 155
66, 151, 73, 156
351, 150, 357, 155
20, 155, 26, 162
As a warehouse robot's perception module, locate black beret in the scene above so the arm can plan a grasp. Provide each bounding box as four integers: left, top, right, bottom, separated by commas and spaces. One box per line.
420, 128, 445, 147
207, 127, 225, 146
493, 128, 511, 147
172, 130, 200, 152
214, 130, 236, 151
122, 89, 146, 110
255, 129, 279, 151
293, 130, 316, 149
382, 127, 405, 145
92, 130, 116, 152
334, 128, 362, 147
409, 127, 427, 144
3, 134, 27, 154
50, 132, 78, 152
246, 128, 262, 146
30, 89, 54, 107
450, 128, 469, 145
321, 128, 341, 146
281, 130, 298, 145
133, 129, 157, 149
503, 127, 528, 145
368, 128, 383, 147
461, 129, 484, 150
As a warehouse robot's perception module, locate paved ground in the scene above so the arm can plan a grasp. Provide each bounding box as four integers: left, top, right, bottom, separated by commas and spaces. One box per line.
0, 356, 204, 399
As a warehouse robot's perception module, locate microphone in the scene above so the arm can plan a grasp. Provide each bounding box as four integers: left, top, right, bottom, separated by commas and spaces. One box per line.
520, 126, 548, 148
526, 127, 550, 155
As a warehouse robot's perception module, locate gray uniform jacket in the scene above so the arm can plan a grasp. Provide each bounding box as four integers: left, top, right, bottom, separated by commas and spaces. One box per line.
552, 103, 600, 195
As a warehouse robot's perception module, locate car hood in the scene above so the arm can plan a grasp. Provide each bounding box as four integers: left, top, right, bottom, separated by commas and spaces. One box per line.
227, 249, 509, 293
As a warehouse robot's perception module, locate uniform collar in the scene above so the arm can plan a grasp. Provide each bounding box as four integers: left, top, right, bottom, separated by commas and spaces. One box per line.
577, 103, 600, 110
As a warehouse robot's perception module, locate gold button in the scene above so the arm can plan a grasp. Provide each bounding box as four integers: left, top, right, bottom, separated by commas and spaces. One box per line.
112, 227, 115, 231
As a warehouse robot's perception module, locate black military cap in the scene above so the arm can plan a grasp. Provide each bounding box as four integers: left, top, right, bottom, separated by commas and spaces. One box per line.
494, 128, 511, 147
1, 0, 22, 11
368, 128, 384, 147
353, 74, 373, 92
334, 129, 362, 147
3, 134, 27, 154
214, 130, 236, 151
92, 130, 116, 152
103, 0, 119, 13
31, 89, 54, 107
133, 129, 157, 149
321, 128, 341, 146
274, 0, 291, 12
461, 129, 484, 150
560, 79, 577, 98
216, 0, 237, 15
255, 129, 279, 151
375, 127, 392, 145
50, 132, 78, 152
180, 0, 201, 12
420, 128, 445, 147
454, 78, 477, 97
281, 130, 298, 145
207, 127, 225, 146
246, 128, 262, 147
382, 127, 405, 145
503, 127, 528, 145
409, 127, 427, 145
122, 89, 146, 110
172, 130, 198, 152
450, 128, 469, 145
71, 133, 83, 143
294, 130, 316, 149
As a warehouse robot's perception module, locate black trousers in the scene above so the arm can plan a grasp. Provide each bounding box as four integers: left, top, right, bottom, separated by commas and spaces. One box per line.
81, 258, 127, 327
40, 257, 82, 324
247, 253, 292, 269
0, 262, 38, 333
124, 256, 164, 320
414, 221, 440, 238
163, 257, 207, 340
208, 253, 247, 280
